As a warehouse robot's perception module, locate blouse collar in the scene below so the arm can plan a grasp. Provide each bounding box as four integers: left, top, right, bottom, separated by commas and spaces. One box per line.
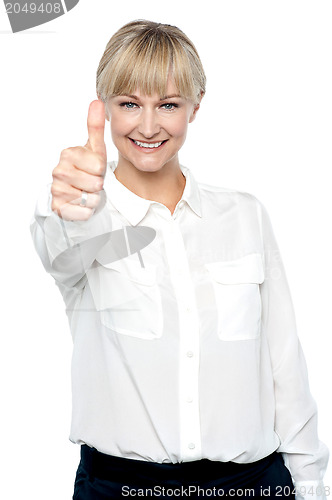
104, 161, 202, 226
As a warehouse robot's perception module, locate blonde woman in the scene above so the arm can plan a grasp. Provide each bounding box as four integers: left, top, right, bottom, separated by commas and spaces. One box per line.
31, 20, 328, 500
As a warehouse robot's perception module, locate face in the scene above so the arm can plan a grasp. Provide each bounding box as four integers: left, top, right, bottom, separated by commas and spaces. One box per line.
106, 77, 200, 174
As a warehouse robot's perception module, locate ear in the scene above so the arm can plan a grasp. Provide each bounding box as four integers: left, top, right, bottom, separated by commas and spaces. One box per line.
189, 91, 204, 123
189, 103, 200, 123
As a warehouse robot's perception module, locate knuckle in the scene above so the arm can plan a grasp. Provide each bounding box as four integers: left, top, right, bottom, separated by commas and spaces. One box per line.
95, 178, 104, 192
50, 184, 59, 197
51, 181, 66, 198
54, 166, 70, 181
60, 146, 82, 162
60, 147, 72, 161
52, 163, 61, 179
95, 158, 106, 176
60, 145, 85, 162
51, 199, 61, 212
71, 145, 84, 157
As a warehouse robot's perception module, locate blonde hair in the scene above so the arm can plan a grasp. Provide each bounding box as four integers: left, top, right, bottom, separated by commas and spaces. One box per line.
96, 20, 206, 106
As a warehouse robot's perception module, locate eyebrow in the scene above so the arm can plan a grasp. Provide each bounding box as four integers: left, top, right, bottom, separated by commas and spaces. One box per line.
121, 94, 182, 101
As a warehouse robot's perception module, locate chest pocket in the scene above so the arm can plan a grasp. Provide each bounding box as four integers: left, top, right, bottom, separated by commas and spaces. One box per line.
87, 258, 163, 340
205, 253, 264, 341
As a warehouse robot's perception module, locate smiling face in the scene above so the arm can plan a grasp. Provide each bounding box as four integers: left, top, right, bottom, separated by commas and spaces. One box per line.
106, 76, 200, 174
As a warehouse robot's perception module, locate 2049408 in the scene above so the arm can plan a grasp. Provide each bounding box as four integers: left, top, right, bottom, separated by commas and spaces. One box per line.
5, 2, 61, 14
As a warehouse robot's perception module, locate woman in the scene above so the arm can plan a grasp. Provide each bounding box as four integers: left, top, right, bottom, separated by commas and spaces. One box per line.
31, 20, 328, 499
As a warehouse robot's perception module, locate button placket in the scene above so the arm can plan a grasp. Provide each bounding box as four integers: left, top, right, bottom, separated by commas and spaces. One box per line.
162, 219, 202, 461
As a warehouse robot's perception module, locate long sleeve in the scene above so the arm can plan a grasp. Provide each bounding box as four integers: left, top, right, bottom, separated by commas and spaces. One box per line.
30, 183, 113, 288
258, 200, 329, 500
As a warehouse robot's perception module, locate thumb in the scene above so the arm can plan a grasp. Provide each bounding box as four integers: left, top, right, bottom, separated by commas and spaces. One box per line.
85, 99, 107, 159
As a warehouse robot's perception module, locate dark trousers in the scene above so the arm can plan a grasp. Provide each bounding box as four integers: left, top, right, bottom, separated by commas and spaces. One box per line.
73, 445, 295, 499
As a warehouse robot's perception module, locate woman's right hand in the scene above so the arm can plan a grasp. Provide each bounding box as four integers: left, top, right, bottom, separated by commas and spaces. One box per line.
51, 100, 107, 221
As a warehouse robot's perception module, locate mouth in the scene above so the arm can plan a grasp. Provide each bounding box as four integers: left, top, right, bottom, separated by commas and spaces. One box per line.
129, 138, 168, 151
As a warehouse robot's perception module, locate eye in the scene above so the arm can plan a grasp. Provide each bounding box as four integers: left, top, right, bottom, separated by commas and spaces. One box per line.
161, 103, 179, 111
119, 102, 138, 110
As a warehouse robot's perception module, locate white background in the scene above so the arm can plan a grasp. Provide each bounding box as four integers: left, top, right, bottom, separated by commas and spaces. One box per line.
0, 1, 331, 498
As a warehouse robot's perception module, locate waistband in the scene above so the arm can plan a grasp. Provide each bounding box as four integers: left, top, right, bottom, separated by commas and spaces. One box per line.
79, 445, 280, 483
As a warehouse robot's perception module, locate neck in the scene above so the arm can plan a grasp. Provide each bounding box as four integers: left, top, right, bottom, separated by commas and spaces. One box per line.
113, 159, 186, 215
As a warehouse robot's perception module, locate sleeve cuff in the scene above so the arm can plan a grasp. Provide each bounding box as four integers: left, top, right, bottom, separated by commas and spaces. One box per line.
42, 190, 111, 265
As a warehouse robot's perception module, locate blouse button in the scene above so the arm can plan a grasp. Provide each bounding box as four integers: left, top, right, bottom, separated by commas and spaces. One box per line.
188, 443, 195, 450
186, 351, 194, 358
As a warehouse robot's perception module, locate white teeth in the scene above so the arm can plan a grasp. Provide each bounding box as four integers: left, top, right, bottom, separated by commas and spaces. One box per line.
133, 140, 163, 148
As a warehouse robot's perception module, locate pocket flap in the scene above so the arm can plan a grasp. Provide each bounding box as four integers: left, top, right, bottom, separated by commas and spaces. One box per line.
95, 257, 157, 286
205, 253, 264, 284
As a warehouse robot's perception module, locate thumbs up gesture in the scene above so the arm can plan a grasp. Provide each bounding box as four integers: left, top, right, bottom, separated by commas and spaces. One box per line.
51, 100, 107, 220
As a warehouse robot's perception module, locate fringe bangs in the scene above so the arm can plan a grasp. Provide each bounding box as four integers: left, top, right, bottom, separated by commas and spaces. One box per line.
97, 21, 205, 104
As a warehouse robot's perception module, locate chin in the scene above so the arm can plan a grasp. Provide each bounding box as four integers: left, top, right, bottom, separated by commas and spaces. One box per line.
128, 157, 168, 173
137, 163, 164, 173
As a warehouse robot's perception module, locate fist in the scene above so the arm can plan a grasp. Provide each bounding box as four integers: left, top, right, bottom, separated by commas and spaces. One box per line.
51, 100, 107, 220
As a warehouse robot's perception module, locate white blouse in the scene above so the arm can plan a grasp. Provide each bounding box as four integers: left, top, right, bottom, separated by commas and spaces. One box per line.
31, 161, 329, 500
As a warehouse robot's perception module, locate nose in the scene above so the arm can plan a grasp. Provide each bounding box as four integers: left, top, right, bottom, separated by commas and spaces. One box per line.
137, 108, 161, 139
